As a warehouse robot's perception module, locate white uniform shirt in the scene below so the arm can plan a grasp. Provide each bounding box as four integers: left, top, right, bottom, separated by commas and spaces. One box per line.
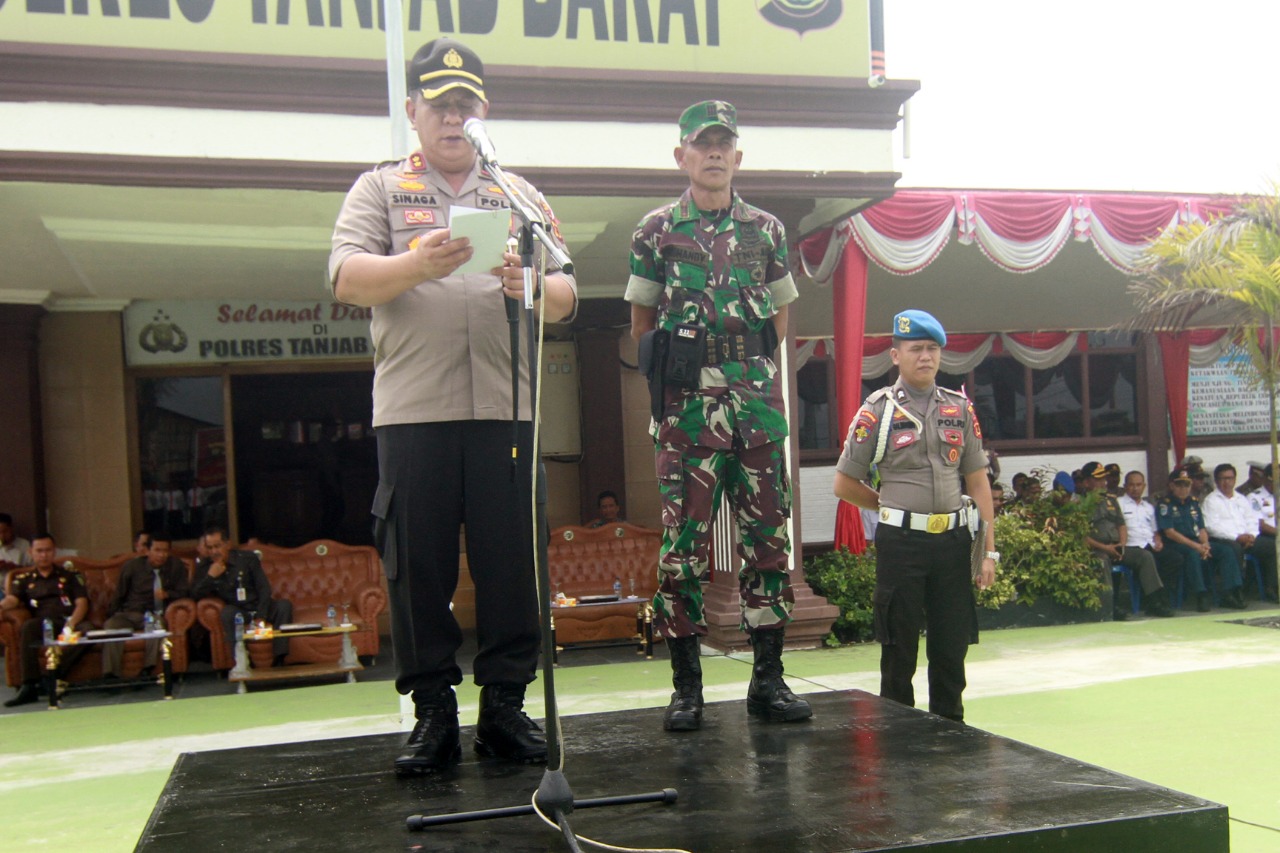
0, 537, 32, 567
1117, 494, 1158, 548
1202, 489, 1257, 540
1247, 489, 1276, 533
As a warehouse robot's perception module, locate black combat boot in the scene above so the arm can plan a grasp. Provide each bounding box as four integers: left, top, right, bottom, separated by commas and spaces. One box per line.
1144, 587, 1174, 618
663, 636, 704, 732
746, 629, 813, 723
474, 683, 547, 763
1222, 587, 1248, 610
394, 687, 461, 776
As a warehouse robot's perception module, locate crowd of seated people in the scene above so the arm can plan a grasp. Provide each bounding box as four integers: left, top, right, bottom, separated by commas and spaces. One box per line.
987, 457, 1278, 618
1, 524, 295, 707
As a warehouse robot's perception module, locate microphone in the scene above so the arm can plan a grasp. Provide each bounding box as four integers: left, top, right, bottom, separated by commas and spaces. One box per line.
463, 117, 499, 167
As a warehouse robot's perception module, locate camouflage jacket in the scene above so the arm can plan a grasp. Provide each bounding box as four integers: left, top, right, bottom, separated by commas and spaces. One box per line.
625, 189, 798, 450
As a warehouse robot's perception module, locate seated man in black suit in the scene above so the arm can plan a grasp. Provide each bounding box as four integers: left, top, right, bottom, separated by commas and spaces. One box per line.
103, 531, 189, 678
192, 526, 293, 665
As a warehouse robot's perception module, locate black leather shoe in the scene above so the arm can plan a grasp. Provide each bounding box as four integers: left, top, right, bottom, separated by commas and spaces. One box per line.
1222, 589, 1248, 610
1144, 589, 1174, 618
474, 684, 547, 764
395, 688, 461, 776
4, 683, 40, 708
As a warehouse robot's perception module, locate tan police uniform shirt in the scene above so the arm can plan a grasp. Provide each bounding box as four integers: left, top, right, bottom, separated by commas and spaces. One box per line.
837, 379, 986, 514
329, 153, 576, 428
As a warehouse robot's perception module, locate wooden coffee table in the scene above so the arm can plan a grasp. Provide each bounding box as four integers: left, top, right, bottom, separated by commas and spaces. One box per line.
550, 596, 656, 662
229, 623, 362, 693
41, 629, 174, 709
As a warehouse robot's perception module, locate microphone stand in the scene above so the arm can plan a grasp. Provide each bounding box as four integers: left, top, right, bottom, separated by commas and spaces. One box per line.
406, 150, 678, 847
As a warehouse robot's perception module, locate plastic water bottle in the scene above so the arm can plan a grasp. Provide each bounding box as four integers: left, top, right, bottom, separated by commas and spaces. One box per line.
234, 611, 245, 644
326, 604, 337, 628
143, 611, 155, 634
42, 618, 55, 645
613, 577, 623, 599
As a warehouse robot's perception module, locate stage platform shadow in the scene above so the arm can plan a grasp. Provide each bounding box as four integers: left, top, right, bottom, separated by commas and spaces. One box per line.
138, 689, 1226, 852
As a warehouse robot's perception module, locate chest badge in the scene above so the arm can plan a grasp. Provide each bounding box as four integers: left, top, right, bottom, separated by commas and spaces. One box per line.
946, 447, 960, 464
398, 180, 426, 191
943, 429, 962, 445
403, 209, 435, 226
893, 431, 917, 449
940, 405, 960, 417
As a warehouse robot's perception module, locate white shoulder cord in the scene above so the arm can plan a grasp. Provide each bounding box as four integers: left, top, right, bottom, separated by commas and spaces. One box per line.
870, 397, 921, 467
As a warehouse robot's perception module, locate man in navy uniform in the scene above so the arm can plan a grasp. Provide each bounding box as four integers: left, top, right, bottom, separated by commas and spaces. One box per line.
1156, 467, 1241, 611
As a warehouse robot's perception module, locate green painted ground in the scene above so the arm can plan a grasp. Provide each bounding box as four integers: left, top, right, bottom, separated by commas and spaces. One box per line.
4, 608, 1277, 851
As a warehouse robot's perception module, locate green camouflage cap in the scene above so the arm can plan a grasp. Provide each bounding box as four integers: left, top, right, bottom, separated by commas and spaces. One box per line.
679, 100, 738, 144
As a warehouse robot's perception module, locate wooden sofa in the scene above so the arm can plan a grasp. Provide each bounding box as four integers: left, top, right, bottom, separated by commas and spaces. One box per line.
547, 523, 662, 647
196, 539, 386, 672
1, 555, 197, 688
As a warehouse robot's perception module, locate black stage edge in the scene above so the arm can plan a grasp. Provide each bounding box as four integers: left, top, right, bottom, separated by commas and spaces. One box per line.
137, 690, 1227, 852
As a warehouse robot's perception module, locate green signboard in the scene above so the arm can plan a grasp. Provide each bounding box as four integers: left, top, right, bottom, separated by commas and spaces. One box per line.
0, 1, 868, 78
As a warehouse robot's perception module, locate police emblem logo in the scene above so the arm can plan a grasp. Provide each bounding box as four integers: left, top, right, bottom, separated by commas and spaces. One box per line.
893, 410, 908, 420
940, 405, 960, 417
893, 431, 916, 449
943, 429, 962, 445
946, 447, 960, 464
399, 180, 426, 191
443, 48, 464, 69
897, 314, 912, 335
854, 425, 870, 444
880, 507, 891, 521
403, 209, 435, 226
756, 0, 843, 36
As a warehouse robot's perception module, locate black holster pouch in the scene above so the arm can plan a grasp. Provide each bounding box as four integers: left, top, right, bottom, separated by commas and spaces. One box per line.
760, 321, 779, 360
638, 329, 669, 421
664, 323, 706, 389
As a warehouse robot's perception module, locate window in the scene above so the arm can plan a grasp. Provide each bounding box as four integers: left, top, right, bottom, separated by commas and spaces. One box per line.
798, 333, 1141, 456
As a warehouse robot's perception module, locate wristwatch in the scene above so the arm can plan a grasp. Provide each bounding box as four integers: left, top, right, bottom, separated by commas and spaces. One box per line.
984, 550, 1001, 563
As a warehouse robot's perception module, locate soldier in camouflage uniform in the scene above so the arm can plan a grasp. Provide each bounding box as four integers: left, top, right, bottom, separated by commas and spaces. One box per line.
626, 100, 811, 732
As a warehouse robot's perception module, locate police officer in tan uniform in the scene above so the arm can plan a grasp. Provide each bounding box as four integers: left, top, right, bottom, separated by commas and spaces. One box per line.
833, 310, 996, 723
330, 38, 577, 775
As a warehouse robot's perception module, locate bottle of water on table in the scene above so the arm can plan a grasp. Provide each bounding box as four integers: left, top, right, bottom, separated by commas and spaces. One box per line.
613, 576, 623, 599
43, 618, 55, 645
234, 611, 244, 644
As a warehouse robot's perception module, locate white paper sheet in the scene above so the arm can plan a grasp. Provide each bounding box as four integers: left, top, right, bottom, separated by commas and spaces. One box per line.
448, 205, 511, 275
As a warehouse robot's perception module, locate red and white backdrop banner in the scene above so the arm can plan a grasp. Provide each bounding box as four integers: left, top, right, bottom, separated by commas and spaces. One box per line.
797, 189, 1236, 552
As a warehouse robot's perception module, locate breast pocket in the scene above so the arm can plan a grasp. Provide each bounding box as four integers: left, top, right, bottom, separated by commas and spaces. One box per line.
939, 428, 964, 468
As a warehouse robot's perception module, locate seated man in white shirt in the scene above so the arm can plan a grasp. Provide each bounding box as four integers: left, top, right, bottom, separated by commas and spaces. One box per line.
1202, 463, 1255, 608
1118, 471, 1185, 602
1244, 464, 1277, 602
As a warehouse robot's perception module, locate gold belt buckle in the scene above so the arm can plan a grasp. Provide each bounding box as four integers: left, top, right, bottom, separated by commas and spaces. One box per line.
926, 513, 950, 534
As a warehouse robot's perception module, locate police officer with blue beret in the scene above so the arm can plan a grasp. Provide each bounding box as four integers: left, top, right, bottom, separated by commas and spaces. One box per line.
833, 309, 996, 722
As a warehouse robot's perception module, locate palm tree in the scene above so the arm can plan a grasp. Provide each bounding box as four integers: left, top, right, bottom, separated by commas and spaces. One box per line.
1128, 190, 1280, 516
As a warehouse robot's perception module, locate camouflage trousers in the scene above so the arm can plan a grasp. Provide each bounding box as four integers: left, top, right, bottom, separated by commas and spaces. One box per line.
652, 438, 793, 638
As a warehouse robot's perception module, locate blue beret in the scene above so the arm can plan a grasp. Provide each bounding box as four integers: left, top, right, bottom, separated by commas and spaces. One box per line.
892, 309, 947, 346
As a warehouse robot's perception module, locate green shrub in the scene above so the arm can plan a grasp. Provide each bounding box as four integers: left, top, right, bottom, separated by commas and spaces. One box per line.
804, 546, 877, 646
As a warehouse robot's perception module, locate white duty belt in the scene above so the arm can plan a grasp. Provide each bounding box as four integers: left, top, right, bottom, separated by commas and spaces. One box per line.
878, 506, 971, 534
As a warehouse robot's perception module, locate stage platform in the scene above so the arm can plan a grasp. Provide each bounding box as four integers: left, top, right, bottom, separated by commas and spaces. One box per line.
138, 690, 1226, 852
